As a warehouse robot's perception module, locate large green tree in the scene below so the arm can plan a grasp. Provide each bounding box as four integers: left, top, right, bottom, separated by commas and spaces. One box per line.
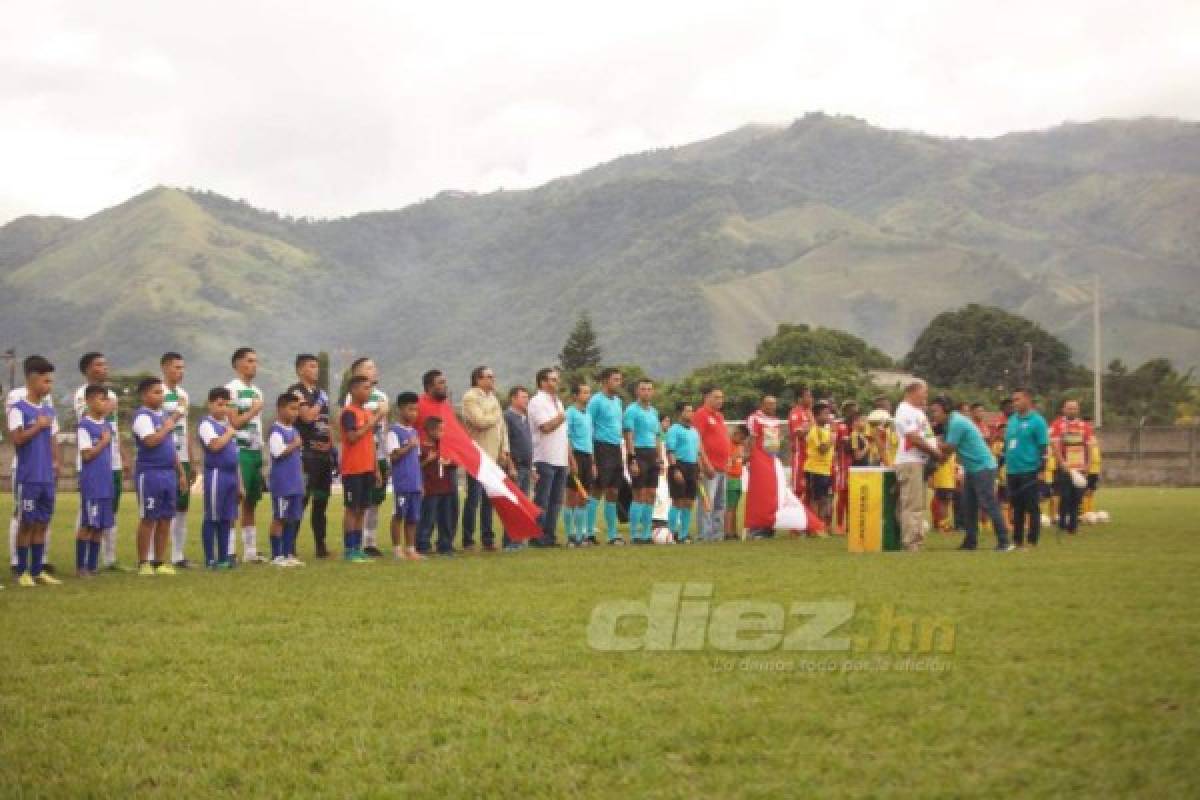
558, 313, 602, 373
753, 324, 892, 370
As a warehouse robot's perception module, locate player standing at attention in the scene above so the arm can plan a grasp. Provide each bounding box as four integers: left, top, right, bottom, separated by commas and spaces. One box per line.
76, 385, 115, 577
724, 426, 748, 540
72, 352, 128, 572
804, 402, 835, 529
131, 377, 187, 576
665, 402, 708, 543
344, 358, 389, 557
565, 382, 595, 547
287, 354, 334, 558
788, 385, 814, 501
623, 379, 662, 544
267, 393, 306, 567
386, 392, 424, 561
1050, 399, 1094, 534
340, 375, 383, 562
1003, 388, 1049, 549
198, 388, 242, 568
930, 421, 958, 532
8, 373, 57, 576
160, 352, 194, 568
226, 347, 267, 563
586, 368, 626, 545
9, 356, 62, 586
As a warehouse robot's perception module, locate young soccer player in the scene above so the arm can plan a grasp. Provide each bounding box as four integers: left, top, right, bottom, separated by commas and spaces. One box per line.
623, 379, 662, 544
9, 356, 62, 586
387, 392, 424, 561
72, 351, 127, 572
565, 382, 595, 547
8, 374, 56, 576
340, 375, 382, 562
665, 402, 707, 543
724, 425, 748, 540
198, 388, 242, 569
76, 385, 115, 577
1083, 422, 1102, 516
267, 393, 306, 567
930, 422, 958, 532
160, 352, 194, 567
225, 347, 267, 563
288, 354, 334, 558
850, 414, 872, 467
131, 377, 187, 576
804, 401, 835, 529
833, 401, 858, 533
788, 385, 814, 501
586, 367, 626, 545
344, 358, 389, 557
418, 417, 457, 555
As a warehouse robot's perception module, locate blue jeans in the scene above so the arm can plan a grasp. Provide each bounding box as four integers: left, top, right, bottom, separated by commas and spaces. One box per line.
462, 475, 494, 547
962, 468, 1010, 548
503, 466, 531, 546
698, 471, 727, 541
533, 462, 566, 545
417, 493, 458, 554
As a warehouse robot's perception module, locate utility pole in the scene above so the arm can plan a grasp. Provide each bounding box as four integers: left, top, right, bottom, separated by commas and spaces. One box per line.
1093, 274, 1103, 429
1023, 342, 1033, 387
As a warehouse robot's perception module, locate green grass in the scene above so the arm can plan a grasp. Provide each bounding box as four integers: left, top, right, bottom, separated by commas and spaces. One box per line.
1, 488, 1198, 797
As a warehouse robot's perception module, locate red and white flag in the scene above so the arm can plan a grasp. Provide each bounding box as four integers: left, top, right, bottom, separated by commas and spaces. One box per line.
744, 446, 822, 533
436, 413, 544, 541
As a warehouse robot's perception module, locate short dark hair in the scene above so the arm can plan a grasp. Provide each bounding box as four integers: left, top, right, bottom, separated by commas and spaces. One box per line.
422, 369, 443, 390
598, 367, 622, 382
160, 351, 183, 367
795, 384, 811, 397
276, 393, 299, 409
396, 391, 419, 407
137, 377, 162, 395
970, 401, 986, 410
571, 382, 589, 397
24, 355, 54, 376
349, 375, 371, 391
508, 385, 529, 401
231, 347, 256, 366
470, 365, 491, 387
79, 352, 104, 375
675, 401, 692, 413
350, 356, 371, 374
208, 387, 231, 403
295, 353, 318, 371
929, 395, 953, 413
637, 378, 654, 388
1012, 387, 1033, 400
813, 401, 831, 414
735, 424, 750, 437
84, 384, 108, 401
423, 416, 443, 433
535, 367, 557, 387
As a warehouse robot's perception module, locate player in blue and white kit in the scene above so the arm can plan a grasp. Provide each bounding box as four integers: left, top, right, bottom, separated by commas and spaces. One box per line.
8, 355, 62, 587
73, 352, 129, 572
76, 385, 115, 577
586, 367, 625, 544
387, 392, 424, 561
131, 377, 187, 576
8, 379, 55, 576
197, 388, 242, 568
623, 379, 662, 543
268, 394, 306, 567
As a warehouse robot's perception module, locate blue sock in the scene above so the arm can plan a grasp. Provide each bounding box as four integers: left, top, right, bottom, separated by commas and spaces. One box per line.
16, 545, 29, 574
605, 501, 619, 540
668, 507, 680, 536
283, 522, 297, 557
216, 521, 231, 562
201, 520, 216, 564
680, 508, 693, 540
270, 533, 282, 559
637, 503, 651, 540
572, 507, 584, 540
628, 503, 643, 539
585, 498, 598, 537
352, 530, 363, 552
31, 543, 45, 576
76, 539, 88, 570
87, 539, 100, 571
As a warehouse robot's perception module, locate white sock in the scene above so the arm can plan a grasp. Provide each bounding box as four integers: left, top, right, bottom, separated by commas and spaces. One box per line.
9, 516, 17, 567
171, 512, 188, 562
229, 525, 239, 558
363, 507, 378, 547
147, 537, 156, 562
102, 525, 118, 566
243, 524, 257, 558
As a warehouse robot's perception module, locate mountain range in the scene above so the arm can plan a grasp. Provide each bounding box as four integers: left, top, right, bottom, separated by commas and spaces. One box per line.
2, 113, 1197, 393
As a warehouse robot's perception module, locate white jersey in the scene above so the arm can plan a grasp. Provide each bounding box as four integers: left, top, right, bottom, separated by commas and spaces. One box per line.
225, 378, 263, 451
344, 387, 388, 458
8, 386, 57, 469
73, 385, 123, 470
162, 384, 190, 463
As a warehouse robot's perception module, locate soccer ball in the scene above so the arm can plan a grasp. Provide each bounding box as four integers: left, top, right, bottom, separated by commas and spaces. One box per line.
1041, 514, 1052, 527
1082, 512, 1098, 525
1096, 510, 1111, 523
651, 527, 675, 545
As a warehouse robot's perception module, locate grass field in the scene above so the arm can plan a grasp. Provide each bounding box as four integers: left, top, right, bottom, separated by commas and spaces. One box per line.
1, 488, 1198, 797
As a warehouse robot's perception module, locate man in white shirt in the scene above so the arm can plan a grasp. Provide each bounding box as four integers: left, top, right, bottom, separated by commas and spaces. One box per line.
527, 367, 568, 548
892, 379, 942, 551
225, 347, 267, 563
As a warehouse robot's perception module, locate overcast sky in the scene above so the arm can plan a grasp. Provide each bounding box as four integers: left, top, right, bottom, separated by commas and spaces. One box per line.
1, 0, 1197, 224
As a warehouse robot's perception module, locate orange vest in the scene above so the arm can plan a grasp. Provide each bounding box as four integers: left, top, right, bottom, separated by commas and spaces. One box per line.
340, 404, 376, 475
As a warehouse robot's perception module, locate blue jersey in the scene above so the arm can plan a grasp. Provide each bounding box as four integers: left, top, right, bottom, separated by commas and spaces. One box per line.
388, 424, 422, 493
587, 392, 623, 445
133, 407, 176, 471
665, 423, 701, 464
198, 417, 239, 471
566, 406, 593, 454
268, 423, 305, 496
77, 416, 114, 499
623, 402, 660, 449
10, 399, 57, 483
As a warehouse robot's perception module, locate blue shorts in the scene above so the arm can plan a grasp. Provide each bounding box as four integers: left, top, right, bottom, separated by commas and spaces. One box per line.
136, 469, 178, 521
203, 468, 240, 522
272, 493, 304, 522
15, 481, 55, 524
80, 494, 114, 530
393, 490, 422, 523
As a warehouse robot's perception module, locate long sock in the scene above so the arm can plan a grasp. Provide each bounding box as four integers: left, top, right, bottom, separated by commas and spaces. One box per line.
76, 538, 88, 570
201, 520, 216, 564
605, 501, 619, 540
628, 503, 643, 539
572, 507, 584, 541
270, 533, 282, 559
31, 543, 45, 576
171, 511, 188, 562
229, 525, 239, 559
364, 507, 378, 548
311, 495, 328, 546
87, 539, 100, 571
17, 544, 29, 574
343, 528, 354, 554
283, 522, 297, 557
680, 508, 693, 540
217, 522, 231, 562
102, 525, 117, 566
243, 525, 257, 558
585, 498, 598, 536
8, 517, 17, 567
642, 503, 654, 540
668, 507, 680, 536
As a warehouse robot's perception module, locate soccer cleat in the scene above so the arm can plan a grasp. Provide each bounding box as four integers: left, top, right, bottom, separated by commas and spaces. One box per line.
362, 546, 383, 558
348, 551, 373, 563
138, 563, 156, 577
482, 543, 498, 553
106, 562, 134, 573
155, 563, 177, 576
284, 556, 306, 567
35, 572, 63, 585
271, 556, 288, 567
18, 572, 36, 588
244, 554, 269, 564
173, 559, 192, 569
607, 538, 626, 546
995, 544, 1016, 553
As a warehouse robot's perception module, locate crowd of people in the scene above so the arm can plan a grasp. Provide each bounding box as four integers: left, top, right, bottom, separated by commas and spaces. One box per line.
2, 348, 1103, 586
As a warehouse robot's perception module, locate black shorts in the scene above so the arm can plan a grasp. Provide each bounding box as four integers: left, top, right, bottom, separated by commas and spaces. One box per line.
343, 473, 374, 511
805, 472, 832, 500
571, 450, 594, 492
1087, 474, 1099, 491
631, 447, 660, 490
668, 462, 698, 501
594, 442, 624, 490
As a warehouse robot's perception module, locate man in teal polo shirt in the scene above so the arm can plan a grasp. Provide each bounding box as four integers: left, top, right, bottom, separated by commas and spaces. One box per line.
931, 396, 1013, 552
1003, 388, 1049, 548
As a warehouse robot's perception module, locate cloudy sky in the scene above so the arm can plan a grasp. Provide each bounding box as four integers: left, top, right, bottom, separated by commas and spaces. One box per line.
1, 0, 1197, 223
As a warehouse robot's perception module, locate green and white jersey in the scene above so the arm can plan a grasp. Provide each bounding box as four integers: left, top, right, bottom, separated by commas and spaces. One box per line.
344, 386, 389, 456
73, 384, 122, 470
162, 384, 190, 463
225, 378, 264, 451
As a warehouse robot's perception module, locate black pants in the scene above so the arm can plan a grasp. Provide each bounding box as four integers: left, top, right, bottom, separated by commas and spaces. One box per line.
1056, 469, 1084, 532
1007, 471, 1041, 546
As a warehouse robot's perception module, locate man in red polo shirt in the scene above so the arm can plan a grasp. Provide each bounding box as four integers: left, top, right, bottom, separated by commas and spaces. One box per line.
414, 369, 460, 551
788, 385, 814, 500
694, 385, 730, 543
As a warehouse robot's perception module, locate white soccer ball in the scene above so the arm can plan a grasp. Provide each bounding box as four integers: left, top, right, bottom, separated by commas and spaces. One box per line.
1096, 510, 1111, 524
651, 527, 675, 545
1041, 514, 1052, 527
1082, 512, 1098, 525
